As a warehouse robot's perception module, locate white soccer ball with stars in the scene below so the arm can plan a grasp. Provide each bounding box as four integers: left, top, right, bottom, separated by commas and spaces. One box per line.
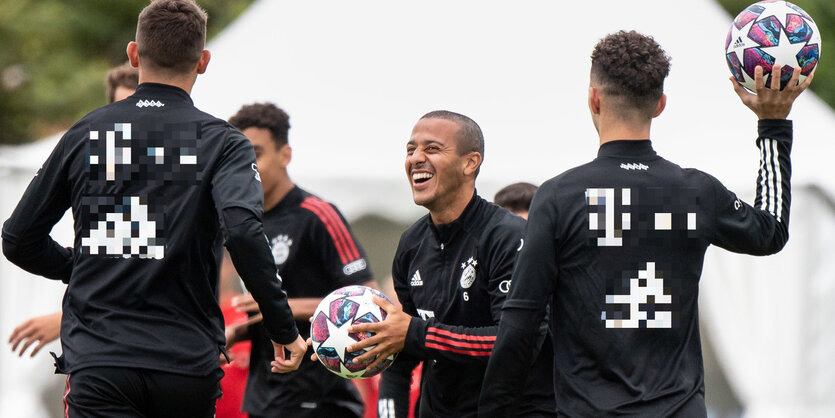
310, 285, 397, 379
725, 0, 820, 92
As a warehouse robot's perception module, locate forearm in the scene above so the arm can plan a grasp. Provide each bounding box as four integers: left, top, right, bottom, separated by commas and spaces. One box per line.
478, 307, 543, 416
404, 316, 496, 363
288, 298, 320, 321
2, 226, 73, 283
223, 208, 298, 344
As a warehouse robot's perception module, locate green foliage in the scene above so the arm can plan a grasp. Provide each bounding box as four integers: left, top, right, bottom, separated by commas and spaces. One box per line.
0, 0, 253, 144
717, 0, 834, 107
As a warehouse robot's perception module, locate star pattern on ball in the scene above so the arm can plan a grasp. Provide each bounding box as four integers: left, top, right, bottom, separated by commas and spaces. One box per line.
317, 311, 358, 363
343, 288, 385, 320
760, 24, 806, 68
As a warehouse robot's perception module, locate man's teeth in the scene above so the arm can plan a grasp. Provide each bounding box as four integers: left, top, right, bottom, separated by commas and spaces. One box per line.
413, 173, 433, 181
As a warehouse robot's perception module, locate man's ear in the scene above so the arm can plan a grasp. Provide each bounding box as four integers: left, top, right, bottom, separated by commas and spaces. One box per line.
652, 93, 667, 118
278, 144, 292, 168
463, 152, 483, 177
196, 49, 211, 74
126, 42, 140, 68
588, 86, 601, 115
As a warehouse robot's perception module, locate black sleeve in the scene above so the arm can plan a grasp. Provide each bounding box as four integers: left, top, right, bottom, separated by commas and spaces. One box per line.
710, 119, 792, 255
213, 131, 298, 344
479, 191, 558, 416
378, 354, 420, 418
2, 135, 74, 283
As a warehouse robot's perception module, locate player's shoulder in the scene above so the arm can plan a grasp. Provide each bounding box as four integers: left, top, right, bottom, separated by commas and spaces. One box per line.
396, 214, 432, 255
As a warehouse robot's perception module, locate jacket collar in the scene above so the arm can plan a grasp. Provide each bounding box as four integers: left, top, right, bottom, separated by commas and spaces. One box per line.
597, 140, 657, 159
131, 82, 193, 105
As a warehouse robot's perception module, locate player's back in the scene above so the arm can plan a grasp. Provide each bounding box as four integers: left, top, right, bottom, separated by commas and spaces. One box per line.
53, 82, 259, 376
540, 140, 717, 416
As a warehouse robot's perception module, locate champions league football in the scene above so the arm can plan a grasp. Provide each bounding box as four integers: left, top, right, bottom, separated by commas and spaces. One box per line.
725, 0, 820, 92
310, 285, 397, 379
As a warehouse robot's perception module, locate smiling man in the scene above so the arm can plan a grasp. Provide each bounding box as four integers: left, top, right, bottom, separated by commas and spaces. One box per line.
347, 111, 556, 418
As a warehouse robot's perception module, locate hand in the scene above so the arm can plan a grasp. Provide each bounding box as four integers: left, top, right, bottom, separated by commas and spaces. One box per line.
8, 311, 62, 357
731, 63, 813, 120
346, 296, 411, 371
231, 293, 261, 314
270, 334, 307, 373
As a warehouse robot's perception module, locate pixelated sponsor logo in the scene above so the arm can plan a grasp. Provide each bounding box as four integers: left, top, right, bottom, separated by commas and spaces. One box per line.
517, 238, 524, 252
270, 234, 292, 265
416, 309, 435, 320
87, 122, 200, 186
343, 258, 367, 275
80, 194, 165, 259
601, 261, 680, 329
459, 257, 478, 289
499, 279, 511, 294
586, 187, 700, 247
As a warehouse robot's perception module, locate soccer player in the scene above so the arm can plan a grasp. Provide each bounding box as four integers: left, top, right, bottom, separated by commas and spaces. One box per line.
346, 111, 556, 417
478, 30, 812, 416
7, 62, 139, 359
1, 1, 306, 416
224, 102, 373, 418
493, 182, 538, 220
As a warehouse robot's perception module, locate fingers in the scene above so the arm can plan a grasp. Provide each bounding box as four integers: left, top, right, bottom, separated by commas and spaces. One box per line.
754, 64, 766, 92
271, 335, 306, 373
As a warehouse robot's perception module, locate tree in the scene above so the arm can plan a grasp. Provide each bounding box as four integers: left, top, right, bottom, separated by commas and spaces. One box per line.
0, 0, 253, 144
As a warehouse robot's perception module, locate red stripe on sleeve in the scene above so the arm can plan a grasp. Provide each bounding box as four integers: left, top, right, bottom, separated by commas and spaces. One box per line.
305, 198, 361, 260
300, 197, 360, 264
425, 342, 493, 356
426, 333, 495, 350
427, 327, 497, 342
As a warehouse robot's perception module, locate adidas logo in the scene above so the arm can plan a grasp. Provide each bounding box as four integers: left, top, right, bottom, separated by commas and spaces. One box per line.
620, 162, 648, 171
136, 99, 165, 108
410, 270, 424, 286
733, 36, 745, 49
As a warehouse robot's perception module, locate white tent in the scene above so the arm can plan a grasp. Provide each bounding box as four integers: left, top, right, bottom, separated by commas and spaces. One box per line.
1, 0, 833, 416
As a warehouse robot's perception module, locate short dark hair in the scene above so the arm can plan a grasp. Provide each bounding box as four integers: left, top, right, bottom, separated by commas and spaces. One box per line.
136, 0, 207, 74
494, 182, 538, 214
419, 110, 484, 157
105, 62, 139, 103
590, 30, 671, 119
228, 103, 291, 148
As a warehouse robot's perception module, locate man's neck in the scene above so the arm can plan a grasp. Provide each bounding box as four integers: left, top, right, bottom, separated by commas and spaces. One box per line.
596, 116, 652, 146
264, 180, 295, 212
138, 71, 197, 95
428, 188, 474, 225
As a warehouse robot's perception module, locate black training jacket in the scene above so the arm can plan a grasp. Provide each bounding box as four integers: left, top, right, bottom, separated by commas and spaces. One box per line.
379, 193, 555, 418
480, 120, 792, 417
2, 83, 298, 376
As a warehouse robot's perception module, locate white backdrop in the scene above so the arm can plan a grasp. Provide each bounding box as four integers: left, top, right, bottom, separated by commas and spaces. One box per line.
1, 0, 833, 416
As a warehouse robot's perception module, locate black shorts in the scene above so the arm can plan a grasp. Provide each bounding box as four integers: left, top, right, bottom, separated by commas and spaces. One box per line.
63, 366, 223, 418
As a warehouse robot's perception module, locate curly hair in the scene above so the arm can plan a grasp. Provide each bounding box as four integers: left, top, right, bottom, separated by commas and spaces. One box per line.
228, 103, 291, 149
591, 31, 671, 118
